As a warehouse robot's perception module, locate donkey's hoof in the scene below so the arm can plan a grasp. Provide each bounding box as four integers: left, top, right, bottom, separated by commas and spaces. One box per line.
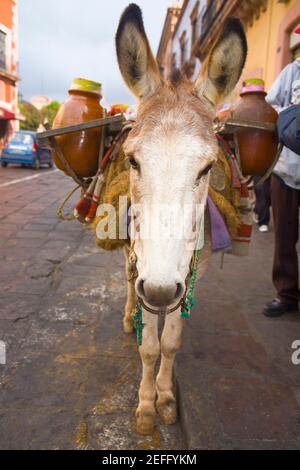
156, 399, 177, 425
136, 411, 156, 436
123, 318, 134, 334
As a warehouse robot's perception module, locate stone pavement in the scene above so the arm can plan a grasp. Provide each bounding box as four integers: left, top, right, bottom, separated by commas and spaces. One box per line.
0, 165, 300, 450
177, 229, 300, 449
0, 167, 183, 450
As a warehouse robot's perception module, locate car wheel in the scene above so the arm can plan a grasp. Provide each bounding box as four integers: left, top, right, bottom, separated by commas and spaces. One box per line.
1, 162, 7, 168
34, 159, 40, 170
48, 161, 53, 168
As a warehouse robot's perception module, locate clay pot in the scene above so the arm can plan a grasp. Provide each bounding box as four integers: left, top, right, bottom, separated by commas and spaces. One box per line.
232, 79, 278, 176
52, 78, 104, 178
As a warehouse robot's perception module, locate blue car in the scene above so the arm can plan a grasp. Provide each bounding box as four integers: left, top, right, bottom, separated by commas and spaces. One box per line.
0, 131, 53, 169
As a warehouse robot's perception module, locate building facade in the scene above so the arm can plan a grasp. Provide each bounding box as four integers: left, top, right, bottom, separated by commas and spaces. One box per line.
158, 0, 300, 98
0, 0, 19, 142
171, 0, 205, 80
30, 96, 53, 111
157, 4, 182, 79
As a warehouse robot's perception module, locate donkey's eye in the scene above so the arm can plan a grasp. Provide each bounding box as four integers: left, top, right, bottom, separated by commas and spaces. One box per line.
196, 164, 212, 184
202, 164, 213, 176
128, 155, 139, 170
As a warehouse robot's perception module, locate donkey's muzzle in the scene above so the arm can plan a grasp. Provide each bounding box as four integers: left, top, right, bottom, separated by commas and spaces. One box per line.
136, 277, 185, 308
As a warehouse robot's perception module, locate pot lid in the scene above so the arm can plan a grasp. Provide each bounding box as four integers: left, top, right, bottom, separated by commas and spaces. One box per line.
241, 78, 265, 94
70, 78, 102, 96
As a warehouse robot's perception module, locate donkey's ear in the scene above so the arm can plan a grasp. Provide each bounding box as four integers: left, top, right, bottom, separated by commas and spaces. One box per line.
116, 3, 162, 100
196, 17, 247, 106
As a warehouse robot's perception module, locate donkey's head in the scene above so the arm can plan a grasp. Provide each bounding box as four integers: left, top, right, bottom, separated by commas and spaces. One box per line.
116, 4, 247, 309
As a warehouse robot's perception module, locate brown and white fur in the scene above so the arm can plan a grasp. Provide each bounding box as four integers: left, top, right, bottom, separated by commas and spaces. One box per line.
116, 4, 247, 435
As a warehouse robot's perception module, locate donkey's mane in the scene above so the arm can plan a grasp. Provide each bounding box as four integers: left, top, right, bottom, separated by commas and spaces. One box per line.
168, 68, 183, 85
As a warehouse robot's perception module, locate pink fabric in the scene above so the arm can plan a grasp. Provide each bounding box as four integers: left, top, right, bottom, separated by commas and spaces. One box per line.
242, 84, 265, 94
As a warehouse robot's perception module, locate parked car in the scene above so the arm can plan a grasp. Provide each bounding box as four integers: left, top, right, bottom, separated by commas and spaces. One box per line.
0, 131, 53, 169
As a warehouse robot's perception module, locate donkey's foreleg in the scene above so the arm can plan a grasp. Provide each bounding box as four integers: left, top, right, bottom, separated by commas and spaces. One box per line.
156, 309, 183, 425
124, 280, 136, 333
123, 246, 137, 333
136, 310, 159, 435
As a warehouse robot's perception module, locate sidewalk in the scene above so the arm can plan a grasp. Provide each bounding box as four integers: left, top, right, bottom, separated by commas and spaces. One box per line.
177, 228, 300, 449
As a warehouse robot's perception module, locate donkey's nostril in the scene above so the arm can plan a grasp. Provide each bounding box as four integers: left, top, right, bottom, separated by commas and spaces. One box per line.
136, 277, 145, 298
175, 281, 185, 300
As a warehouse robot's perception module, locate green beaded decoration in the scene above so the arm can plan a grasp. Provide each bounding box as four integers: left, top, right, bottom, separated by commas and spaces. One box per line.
132, 303, 145, 347
181, 250, 201, 319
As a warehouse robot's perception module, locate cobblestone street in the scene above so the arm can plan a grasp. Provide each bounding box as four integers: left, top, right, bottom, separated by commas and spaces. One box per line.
0, 166, 183, 450
0, 165, 300, 450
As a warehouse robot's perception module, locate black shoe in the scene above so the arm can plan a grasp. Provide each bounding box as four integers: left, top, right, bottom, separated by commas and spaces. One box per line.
263, 299, 298, 317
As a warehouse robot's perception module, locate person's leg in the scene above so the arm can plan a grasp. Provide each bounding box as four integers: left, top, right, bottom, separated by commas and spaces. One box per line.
254, 176, 271, 227
266, 174, 299, 313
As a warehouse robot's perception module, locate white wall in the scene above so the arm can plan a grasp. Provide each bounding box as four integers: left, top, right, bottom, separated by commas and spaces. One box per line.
172, 0, 206, 80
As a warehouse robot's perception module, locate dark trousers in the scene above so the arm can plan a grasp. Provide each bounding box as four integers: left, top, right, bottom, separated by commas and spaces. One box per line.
271, 174, 300, 305
254, 176, 271, 226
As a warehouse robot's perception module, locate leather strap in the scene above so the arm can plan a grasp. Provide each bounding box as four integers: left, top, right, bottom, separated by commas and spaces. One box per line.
137, 296, 185, 317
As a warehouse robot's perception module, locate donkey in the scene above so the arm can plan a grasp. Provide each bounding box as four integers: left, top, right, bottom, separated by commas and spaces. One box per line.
115, 4, 247, 435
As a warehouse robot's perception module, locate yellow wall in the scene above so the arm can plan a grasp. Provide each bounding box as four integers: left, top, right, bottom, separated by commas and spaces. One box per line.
244, 0, 298, 91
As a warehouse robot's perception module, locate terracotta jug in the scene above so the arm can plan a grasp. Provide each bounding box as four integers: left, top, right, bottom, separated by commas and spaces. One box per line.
52, 78, 104, 178
232, 79, 278, 176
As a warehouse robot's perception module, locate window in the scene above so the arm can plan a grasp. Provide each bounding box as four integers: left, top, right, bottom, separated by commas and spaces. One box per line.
172, 52, 177, 71
9, 133, 34, 145
290, 29, 300, 61
0, 81, 5, 101
190, 1, 200, 47
180, 31, 188, 67
191, 17, 197, 46
0, 30, 7, 71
